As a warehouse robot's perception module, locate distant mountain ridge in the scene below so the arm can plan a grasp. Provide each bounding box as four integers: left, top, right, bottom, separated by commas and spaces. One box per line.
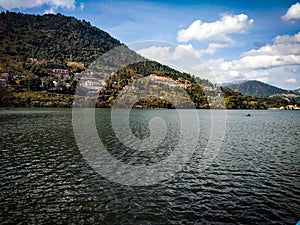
224, 80, 296, 97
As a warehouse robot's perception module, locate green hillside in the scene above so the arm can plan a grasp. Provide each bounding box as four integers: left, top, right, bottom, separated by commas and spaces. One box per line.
226, 80, 294, 97
0, 11, 210, 82
0, 11, 121, 69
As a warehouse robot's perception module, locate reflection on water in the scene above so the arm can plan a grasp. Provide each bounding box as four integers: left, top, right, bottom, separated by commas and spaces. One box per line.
0, 108, 299, 224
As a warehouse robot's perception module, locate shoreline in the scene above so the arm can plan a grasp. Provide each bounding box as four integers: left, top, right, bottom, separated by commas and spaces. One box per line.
1, 105, 299, 110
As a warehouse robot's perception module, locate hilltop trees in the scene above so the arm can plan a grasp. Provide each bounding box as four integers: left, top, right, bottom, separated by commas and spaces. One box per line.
0, 11, 121, 77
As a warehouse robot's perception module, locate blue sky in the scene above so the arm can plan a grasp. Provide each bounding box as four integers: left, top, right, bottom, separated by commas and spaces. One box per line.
0, 0, 300, 89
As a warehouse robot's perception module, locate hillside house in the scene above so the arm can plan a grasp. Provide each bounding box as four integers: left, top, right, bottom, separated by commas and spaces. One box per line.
52, 69, 69, 78
80, 77, 103, 93
84, 80, 102, 90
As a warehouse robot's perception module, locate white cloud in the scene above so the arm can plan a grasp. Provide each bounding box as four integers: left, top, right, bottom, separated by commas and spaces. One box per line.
190, 63, 211, 74
223, 55, 300, 70
244, 71, 269, 82
44, 7, 55, 14
229, 70, 240, 77
137, 46, 173, 62
204, 59, 272, 84
134, 37, 300, 89
0, 0, 75, 10
285, 78, 297, 83
281, 2, 300, 22
243, 32, 300, 58
135, 44, 217, 81
177, 14, 253, 54
244, 70, 268, 78
136, 44, 201, 62
177, 14, 253, 44
204, 43, 229, 55
205, 32, 300, 87
200, 58, 238, 83
243, 43, 300, 57
274, 32, 300, 44
173, 44, 202, 59
80, 2, 84, 10
221, 32, 300, 70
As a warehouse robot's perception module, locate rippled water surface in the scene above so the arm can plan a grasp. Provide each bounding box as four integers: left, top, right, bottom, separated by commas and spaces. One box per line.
0, 108, 299, 224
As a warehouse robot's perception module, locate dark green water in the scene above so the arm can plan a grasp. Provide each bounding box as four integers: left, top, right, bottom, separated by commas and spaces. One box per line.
0, 108, 299, 224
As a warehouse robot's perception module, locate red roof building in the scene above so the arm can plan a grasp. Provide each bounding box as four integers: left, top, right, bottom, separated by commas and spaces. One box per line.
52, 69, 69, 78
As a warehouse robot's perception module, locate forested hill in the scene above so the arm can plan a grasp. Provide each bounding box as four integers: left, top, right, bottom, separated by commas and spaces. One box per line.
0, 11, 121, 66
0, 11, 209, 84
225, 80, 294, 97
0, 11, 216, 108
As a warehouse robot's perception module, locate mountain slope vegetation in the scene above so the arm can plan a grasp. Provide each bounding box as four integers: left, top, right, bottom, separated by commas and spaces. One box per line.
0, 11, 213, 84
0, 11, 121, 67
225, 80, 294, 97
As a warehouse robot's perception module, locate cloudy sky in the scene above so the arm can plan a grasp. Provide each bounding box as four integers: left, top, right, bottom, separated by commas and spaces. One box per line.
0, 0, 299, 89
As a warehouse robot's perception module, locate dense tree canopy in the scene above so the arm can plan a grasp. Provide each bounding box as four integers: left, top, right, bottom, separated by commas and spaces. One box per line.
0, 11, 121, 67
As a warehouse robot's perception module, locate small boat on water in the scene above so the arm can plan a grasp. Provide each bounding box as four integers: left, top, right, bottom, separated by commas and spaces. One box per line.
246, 113, 251, 116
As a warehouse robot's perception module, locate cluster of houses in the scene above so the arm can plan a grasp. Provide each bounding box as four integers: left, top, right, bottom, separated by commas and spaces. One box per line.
1, 69, 223, 103
149, 74, 177, 86
121, 74, 192, 91
0, 68, 71, 86
0, 68, 102, 92
0, 73, 27, 86
148, 74, 192, 89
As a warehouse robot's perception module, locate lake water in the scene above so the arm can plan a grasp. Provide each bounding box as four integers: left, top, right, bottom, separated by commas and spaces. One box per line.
0, 108, 299, 224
